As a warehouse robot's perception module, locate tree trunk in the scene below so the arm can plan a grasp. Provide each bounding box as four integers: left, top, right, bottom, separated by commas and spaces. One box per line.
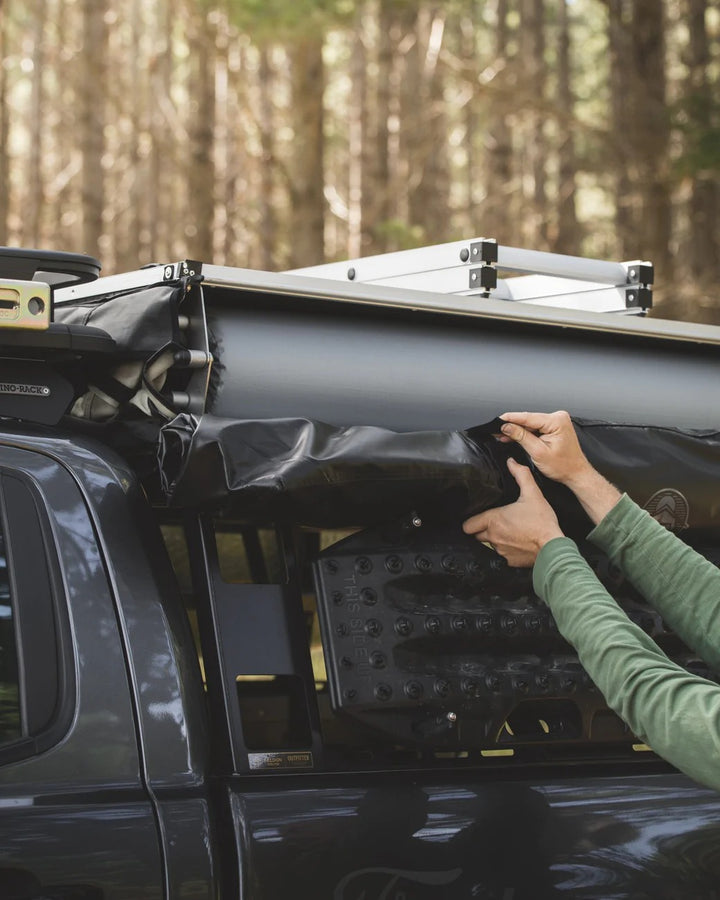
348, 14, 366, 258
258, 47, 277, 269
367, 0, 394, 251
79, 0, 108, 260
554, 0, 580, 254
23, 0, 45, 246
632, 0, 672, 284
187, 4, 216, 262
402, 4, 450, 246
287, 36, 325, 267
483, 0, 514, 241
686, 0, 718, 281
0, 0, 9, 245
518, 0, 548, 247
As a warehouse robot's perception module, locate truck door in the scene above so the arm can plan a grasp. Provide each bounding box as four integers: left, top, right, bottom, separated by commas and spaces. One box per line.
0, 443, 164, 900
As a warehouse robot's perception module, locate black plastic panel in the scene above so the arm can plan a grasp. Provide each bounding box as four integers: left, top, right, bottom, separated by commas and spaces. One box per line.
314, 517, 719, 749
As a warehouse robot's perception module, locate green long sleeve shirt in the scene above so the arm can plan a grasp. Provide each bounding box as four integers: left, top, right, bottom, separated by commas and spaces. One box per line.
533, 493, 720, 791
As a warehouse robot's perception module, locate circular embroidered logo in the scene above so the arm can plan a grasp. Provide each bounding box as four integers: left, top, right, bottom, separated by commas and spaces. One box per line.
643, 488, 689, 531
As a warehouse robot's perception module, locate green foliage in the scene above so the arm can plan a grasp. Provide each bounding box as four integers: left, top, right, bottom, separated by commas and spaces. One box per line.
225, 0, 356, 38
373, 219, 427, 252
672, 90, 720, 178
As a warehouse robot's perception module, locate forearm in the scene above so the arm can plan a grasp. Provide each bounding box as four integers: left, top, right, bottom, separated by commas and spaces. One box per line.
589, 494, 720, 673
535, 539, 720, 792
563, 464, 622, 526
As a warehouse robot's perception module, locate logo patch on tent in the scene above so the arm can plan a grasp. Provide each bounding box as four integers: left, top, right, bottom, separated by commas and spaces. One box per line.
643, 488, 689, 531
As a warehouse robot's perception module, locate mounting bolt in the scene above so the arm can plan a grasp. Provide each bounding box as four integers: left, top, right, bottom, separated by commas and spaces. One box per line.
355, 556, 373, 575
324, 559, 339, 575
374, 683, 392, 701
415, 555, 432, 572
347, 267, 356, 280
404, 680, 423, 700
370, 651, 386, 669
434, 678, 450, 698
361, 587, 377, 606
446, 711, 457, 724
395, 616, 413, 637
452, 615, 469, 633
412, 515, 422, 528
365, 619, 383, 637
485, 673, 501, 692
164, 265, 174, 279
425, 615, 441, 635
385, 555, 403, 574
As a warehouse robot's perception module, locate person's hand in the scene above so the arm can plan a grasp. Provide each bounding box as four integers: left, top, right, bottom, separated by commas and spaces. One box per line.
497, 410, 592, 488
499, 410, 622, 525
462, 458, 564, 567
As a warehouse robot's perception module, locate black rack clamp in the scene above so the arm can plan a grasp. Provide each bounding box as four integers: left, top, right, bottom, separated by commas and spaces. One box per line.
623, 261, 654, 311
465, 239, 498, 296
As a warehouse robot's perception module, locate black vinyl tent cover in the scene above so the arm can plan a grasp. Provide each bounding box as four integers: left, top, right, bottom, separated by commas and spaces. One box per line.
158, 413, 720, 539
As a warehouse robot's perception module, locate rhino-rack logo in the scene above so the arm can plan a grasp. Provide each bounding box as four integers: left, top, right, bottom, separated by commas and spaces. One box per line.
0, 383, 51, 397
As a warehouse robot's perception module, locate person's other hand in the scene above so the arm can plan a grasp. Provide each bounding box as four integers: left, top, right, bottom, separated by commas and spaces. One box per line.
498, 410, 591, 488
462, 458, 564, 567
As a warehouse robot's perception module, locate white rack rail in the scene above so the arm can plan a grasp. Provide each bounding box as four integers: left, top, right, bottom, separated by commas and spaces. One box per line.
288, 238, 654, 314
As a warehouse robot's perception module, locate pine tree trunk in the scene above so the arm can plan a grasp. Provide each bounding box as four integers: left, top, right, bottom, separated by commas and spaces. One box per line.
79, 0, 108, 260
555, 0, 579, 254
258, 47, 277, 269
348, 17, 366, 258
403, 5, 450, 245
686, 0, 718, 280
187, 4, 216, 262
23, 0, 45, 246
483, 0, 514, 240
607, 0, 635, 256
518, 0, 548, 247
632, 0, 671, 283
288, 36, 325, 267
0, 0, 9, 245
367, 0, 394, 251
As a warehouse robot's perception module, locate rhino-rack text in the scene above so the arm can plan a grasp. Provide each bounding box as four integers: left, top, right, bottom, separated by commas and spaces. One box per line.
0, 383, 51, 396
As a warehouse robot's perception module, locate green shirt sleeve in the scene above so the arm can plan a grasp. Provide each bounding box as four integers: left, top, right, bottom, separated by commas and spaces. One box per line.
533, 535, 720, 792
589, 493, 720, 673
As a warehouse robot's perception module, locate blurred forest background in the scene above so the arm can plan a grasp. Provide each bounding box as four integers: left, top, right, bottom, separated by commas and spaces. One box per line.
0, 0, 719, 320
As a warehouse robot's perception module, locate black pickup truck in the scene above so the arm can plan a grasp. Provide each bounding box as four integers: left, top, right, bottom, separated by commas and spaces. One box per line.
2, 246, 720, 900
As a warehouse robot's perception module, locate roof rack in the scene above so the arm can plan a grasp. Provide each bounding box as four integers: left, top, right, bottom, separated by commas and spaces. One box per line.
287, 237, 654, 314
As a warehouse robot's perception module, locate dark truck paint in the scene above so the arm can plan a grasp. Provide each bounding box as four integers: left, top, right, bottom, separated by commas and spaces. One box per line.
2, 249, 720, 899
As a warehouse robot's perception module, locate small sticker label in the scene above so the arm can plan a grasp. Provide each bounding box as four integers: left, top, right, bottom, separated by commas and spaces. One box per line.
248, 751, 314, 770
0, 382, 51, 397
643, 488, 689, 531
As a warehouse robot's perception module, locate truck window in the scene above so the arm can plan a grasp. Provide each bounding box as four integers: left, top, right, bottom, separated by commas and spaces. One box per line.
0, 471, 71, 760
0, 525, 20, 743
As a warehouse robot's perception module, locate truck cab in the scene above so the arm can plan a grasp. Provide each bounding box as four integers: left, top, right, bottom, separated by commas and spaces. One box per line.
1, 245, 720, 899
